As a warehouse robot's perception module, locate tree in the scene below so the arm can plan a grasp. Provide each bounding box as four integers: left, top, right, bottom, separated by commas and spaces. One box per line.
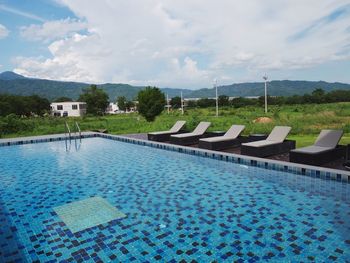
312, 88, 325, 97
125, 100, 135, 111
231, 97, 258, 108
197, 98, 216, 108
170, 96, 181, 109
78, 85, 109, 115
54, 97, 73, 102
26, 95, 50, 116
285, 95, 303, 105
258, 95, 275, 106
116, 96, 127, 111
0, 94, 50, 117
302, 94, 313, 104
218, 95, 230, 106
137, 87, 165, 121
327, 90, 350, 103
311, 88, 326, 103
187, 100, 197, 108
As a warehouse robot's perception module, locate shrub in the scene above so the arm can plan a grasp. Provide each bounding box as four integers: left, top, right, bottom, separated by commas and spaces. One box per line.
0, 114, 34, 135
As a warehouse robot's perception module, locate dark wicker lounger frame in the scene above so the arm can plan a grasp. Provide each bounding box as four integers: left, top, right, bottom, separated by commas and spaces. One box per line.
289, 145, 346, 166
170, 134, 206, 146
240, 140, 296, 158
198, 136, 249, 151
148, 131, 186, 142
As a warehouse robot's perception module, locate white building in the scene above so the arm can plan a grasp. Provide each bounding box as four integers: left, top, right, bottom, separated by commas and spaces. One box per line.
105, 102, 123, 114
50, 102, 87, 117
105, 102, 137, 114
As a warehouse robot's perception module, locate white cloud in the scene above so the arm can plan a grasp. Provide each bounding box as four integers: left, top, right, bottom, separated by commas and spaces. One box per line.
14, 33, 108, 82
0, 24, 9, 39
14, 0, 350, 88
20, 18, 87, 42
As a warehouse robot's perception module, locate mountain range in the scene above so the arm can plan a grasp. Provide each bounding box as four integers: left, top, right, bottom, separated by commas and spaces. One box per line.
1, 71, 350, 101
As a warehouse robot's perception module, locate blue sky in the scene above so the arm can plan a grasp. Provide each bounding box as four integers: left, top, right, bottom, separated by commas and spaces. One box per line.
0, 0, 349, 88
0, 0, 77, 68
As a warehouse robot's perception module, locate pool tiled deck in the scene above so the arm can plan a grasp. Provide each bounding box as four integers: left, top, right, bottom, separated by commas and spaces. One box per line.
123, 133, 349, 172
0, 132, 96, 145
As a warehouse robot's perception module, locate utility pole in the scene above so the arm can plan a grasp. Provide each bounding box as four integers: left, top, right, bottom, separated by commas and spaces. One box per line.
214, 79, 218, 117
263, 74, 268, 114
166, 94, 170, 114
181, 91, 184, 115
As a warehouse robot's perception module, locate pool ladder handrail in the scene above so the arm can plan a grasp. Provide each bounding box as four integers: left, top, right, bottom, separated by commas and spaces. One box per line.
73, 121, 82, 151
75, 121, 81, 142
64, 121, 72, 152
64, 121, 72, 142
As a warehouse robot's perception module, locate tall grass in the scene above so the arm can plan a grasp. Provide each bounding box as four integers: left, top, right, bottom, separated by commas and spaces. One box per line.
2, 102, 350, 147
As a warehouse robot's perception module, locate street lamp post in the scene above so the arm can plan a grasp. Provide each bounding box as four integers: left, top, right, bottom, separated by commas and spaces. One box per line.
263, 75, 268, 114
214, 79, 218, 117
181, 91, 184, 115
166, 94, 170, 114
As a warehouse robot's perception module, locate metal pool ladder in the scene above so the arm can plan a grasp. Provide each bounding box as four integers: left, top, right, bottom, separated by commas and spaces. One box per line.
64, 121, 82, 151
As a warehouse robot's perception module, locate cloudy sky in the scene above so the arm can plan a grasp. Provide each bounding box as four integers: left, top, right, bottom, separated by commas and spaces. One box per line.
0, 0, 349, 89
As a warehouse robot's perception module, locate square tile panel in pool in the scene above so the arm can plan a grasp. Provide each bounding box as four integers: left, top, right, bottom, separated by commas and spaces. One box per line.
54, 196, 126, 233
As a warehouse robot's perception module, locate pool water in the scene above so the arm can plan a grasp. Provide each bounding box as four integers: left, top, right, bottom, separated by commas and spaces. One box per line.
0, 137, 350, 262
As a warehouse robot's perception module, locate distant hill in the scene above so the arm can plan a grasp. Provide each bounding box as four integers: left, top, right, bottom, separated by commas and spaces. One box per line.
188, 80, 350, 98
0, 71, 349, 101
0, 74, 144, 101
0, 71, 27, 80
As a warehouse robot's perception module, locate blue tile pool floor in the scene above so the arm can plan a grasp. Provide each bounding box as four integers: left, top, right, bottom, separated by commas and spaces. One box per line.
0, 137, 350, 262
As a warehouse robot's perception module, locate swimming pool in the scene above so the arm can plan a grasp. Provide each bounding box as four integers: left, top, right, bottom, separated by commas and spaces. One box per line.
1, 137, 350, 262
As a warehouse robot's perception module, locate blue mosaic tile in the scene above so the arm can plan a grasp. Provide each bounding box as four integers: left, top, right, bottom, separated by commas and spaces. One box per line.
1, 136, 350, 262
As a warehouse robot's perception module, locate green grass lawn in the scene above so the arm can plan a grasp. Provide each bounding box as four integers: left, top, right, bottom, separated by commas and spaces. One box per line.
2, 102, 350, 147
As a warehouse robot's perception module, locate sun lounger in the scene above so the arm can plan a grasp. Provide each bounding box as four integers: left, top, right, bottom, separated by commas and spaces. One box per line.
289, 129, 345, 165
170, 122, 211, 145
148, 121, 186, 142
241, 126, 295, 157
198, 125, 245, 150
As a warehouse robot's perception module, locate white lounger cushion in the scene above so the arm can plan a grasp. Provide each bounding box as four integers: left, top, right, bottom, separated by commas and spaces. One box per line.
266, 126, 292, 143
242, 140, 280, 148
169, 121, 186, 133
149, 121, 186, 135
291, 145, 333, 154
172, 132, 197, 138
149, 130, 174, 135
290, 129, 343, 154
200, 136, 237, 143
314, 129, 343, 148
172, 122, 211, 138
242, 126, 291, 147
192, 122, 211, 135
223, 125, 245, 138
200, 125, 245, 143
